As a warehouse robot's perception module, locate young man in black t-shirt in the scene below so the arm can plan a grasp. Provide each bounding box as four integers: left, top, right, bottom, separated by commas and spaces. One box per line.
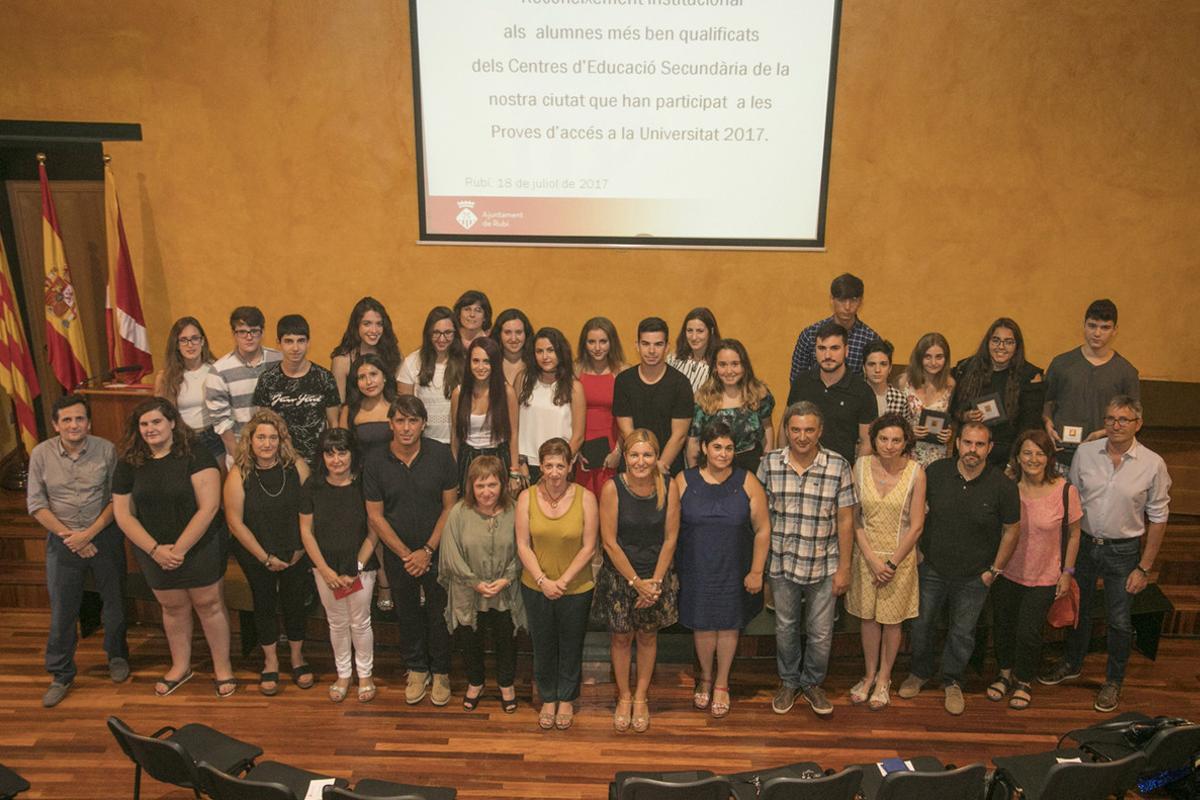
613, 317, 694, 475
252, 314, 341, 463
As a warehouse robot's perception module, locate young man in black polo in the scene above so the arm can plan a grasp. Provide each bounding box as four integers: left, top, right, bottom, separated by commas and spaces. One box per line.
613, 316, 694, 475
252, 314, 341, 464
784, 320, 876, 463
363, 396, 458, 705
897, 422, 1021, 715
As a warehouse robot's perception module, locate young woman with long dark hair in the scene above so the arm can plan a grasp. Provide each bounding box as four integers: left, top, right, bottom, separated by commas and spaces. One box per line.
450, 337, 524, 494
399, 306, 465, 444
330, 297, 403, 402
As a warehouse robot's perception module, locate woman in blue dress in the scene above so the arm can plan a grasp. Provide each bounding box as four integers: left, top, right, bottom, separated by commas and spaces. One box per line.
672, 419, 771, 718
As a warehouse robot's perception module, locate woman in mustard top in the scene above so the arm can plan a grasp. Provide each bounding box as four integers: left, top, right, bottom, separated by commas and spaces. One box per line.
516, 437, 598, 731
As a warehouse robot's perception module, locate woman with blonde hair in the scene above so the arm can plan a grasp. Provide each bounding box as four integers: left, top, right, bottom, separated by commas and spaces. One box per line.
897, 332, 955, 466
224, 409, 314, 695
594, 429, 680, 732
686, 338, 774, 474
154, 316, 224, 462
439, 455, 526, 713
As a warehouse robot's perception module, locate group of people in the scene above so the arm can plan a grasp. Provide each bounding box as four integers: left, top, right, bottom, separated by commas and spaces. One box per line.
27, 277, 1170, 727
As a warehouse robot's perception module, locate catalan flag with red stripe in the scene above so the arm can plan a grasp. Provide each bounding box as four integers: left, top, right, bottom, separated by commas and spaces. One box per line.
103, 157, 152, 379
0, 235, 41, 453
39, 158, 92, 390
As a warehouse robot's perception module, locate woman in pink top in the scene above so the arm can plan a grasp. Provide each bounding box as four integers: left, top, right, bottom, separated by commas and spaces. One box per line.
573, 318, 626, 495
987, 429, 1081, 710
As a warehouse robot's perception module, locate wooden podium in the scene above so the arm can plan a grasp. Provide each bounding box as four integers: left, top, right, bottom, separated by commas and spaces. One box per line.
78, 385, 154, 443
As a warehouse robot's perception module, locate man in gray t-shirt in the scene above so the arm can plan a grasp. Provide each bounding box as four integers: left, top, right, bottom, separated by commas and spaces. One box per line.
1043, 299, 1139, 464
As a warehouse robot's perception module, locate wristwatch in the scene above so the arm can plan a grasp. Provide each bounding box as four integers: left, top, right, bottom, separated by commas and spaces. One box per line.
421, 544, 435, 557
986, 565, 1003, 578
1135, 564, 1151, 576
884, 559, 898, 571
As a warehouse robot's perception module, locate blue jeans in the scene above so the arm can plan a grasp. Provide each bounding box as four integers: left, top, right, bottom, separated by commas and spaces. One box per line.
908, 561, 990, 687
45, 525, 127, 684
1065, 536, 1139, 684
771, 575, 835, 689
384, 551, 451, 674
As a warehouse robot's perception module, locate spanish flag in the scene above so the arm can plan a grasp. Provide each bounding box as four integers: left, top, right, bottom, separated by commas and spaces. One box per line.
103, 156, 152, 379
0, 236, 41, 453
38, 157, 92, 390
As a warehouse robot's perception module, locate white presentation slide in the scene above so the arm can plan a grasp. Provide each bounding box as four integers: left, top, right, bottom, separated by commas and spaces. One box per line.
411, 0, 840, 247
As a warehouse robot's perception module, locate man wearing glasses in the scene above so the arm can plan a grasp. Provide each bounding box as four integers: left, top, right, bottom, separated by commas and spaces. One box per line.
1042, 299, 1140, 467
1039, 396, 1171, 712
205, 306, 282, 464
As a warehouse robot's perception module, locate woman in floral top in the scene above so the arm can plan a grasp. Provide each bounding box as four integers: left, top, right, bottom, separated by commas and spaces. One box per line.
686, 339, 775, 474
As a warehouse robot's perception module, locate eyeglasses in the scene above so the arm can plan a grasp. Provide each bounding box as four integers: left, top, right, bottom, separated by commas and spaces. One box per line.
177, 335, 204, 346
233, 328, 263, 338
430, 330, 456, 340
1104, 415, 1139, 427
990, 337, 1017, 348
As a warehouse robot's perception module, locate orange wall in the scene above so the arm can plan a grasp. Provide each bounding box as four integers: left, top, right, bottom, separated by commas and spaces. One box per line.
3, 0, 1199, 399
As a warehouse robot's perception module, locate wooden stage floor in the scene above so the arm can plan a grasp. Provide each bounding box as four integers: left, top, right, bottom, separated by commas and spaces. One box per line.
1, 610, 1197, 799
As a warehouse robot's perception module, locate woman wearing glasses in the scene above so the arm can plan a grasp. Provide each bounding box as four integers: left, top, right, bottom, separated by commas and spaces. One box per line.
951, 318, 1045, 467
155, 317, 224, 462
399, 306, 465, 445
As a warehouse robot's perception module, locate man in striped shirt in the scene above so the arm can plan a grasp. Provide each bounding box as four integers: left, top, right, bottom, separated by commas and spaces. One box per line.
205, 306, 281, 462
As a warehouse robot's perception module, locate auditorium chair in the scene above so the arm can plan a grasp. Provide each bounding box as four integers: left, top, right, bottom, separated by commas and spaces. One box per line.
1063, 712, 1200, 775
0, 763, 30, 799
106, 715, 262, 800
987, 749, 1145, 800
727, 762, 863, 799
610, 770, 733, 799
198, 760, 349, 800
323, 778, 458, 799
854, 758, 987, 800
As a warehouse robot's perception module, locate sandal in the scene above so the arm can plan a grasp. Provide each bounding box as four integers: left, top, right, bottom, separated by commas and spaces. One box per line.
329, 680, 350, 703
154, 670, 194, 697
692, 679, 712, 710
463, 684, 484, 712
986, 673, 1014, 702
850, 677, 873, 705
214, 677, 238, 698
711, 686, 731, 719
614, 696, 633, 732
500, 686, 517, 714
376, 584, 394, 612
869, 680, 891, 711
554, 705, 575, 730
1009, 682, 1032, 711
538, 706, 556, 730
358, 680, 377, 703
259, 671, 280, 696
631, 700, 650, 733
292, 664, 315, 690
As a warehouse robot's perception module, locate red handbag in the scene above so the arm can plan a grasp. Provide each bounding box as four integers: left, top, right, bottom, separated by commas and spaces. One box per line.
1046, 482, 1080, 628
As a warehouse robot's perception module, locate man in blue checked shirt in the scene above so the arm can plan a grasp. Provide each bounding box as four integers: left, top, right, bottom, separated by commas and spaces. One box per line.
757, 401, 857, 718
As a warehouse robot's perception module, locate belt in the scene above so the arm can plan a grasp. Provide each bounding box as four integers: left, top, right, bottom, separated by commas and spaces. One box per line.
1083, 533, 1140, 547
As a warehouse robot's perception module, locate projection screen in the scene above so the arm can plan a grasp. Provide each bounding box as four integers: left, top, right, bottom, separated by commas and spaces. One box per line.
410, 0, 842, 249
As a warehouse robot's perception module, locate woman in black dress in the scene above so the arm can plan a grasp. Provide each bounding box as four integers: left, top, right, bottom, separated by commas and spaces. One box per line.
224, 410, 313, 695
112, 397, 235, 697
594, 429, 680, 733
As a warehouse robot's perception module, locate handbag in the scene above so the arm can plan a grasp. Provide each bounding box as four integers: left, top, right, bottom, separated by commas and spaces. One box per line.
1046, 481, 1080, 628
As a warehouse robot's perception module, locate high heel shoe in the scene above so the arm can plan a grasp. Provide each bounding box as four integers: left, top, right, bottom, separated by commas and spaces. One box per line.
868, 680, 891, 711
631, 700, 650, 733
614, 696, 633, 732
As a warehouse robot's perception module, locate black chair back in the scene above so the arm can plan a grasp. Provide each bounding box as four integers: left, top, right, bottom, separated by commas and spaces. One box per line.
618, 775, 734, 800
106, 716, 200, 799
1039, 752, 1147, 800
876, 763, 987, 800
0, 762, 31, 800
1143, 723, 1200, 773
762, 767, 863, 800
199, 762, 297, 800
323, 787, 428, 800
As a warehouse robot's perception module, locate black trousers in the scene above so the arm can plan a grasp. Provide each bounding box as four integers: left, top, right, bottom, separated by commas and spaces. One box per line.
384, 550, 451, 674
521, 584, 593, 703
233, 544, 310, 646
455, 608, 517, 687
991, 575, 1056, 683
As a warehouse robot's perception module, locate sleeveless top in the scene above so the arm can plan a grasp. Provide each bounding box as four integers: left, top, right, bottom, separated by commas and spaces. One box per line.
519, 380, 573, 459
353, 420, 392, 462
520, 484, 594, 595
465, 412, 500, 448
853, 456, 919, 551
610, 475, 667, 578
243, 463, 303, 557
580, 372, 617, 444
176, 364, 213, 431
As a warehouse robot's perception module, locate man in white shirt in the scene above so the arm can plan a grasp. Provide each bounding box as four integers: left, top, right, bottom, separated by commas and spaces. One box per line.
1039, 395, 1171, 713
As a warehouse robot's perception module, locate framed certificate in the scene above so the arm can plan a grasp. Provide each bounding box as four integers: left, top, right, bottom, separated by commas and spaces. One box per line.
918, 409, 950, 444
974, 392, 1007, 425
1061, 425, 1084, 445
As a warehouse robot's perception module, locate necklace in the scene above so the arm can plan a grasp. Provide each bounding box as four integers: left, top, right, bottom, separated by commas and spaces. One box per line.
254, 464, 288, 498
540, 482, 570, 509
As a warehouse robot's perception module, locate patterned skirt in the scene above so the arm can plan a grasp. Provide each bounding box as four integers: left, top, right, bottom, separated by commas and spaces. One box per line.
590, 563, 679, 633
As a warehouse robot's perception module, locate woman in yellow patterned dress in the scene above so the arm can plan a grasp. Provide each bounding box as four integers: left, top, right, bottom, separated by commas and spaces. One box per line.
845, 412, 926, 710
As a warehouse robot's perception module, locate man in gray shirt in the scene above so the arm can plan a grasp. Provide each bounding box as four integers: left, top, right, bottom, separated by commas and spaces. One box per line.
26, 394, 128, 707
1043, 299, 1139, 466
